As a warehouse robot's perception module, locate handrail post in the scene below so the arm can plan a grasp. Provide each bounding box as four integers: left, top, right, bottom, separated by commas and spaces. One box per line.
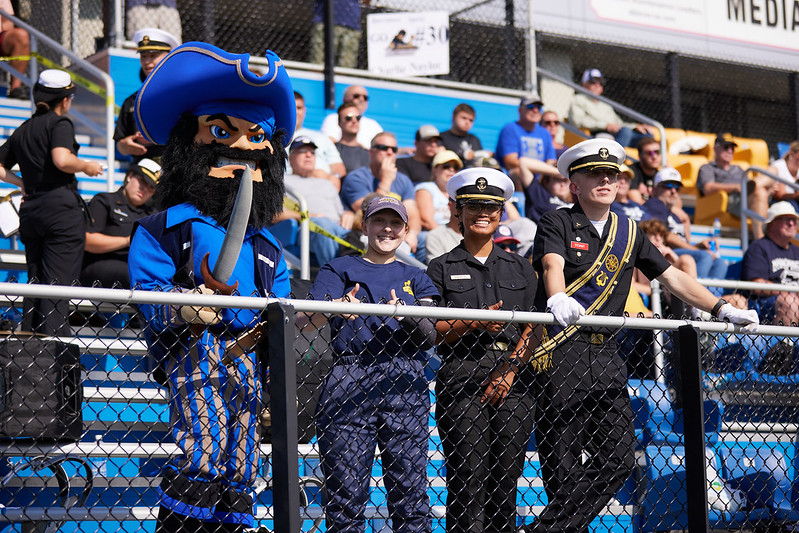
676, 324, 710, 533
266, 301, 300, 533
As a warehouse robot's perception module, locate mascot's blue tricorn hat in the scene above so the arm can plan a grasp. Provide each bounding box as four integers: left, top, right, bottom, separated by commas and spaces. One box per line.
134, 42, 296, 147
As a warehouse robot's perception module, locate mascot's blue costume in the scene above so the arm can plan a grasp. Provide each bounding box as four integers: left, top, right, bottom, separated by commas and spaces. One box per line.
128, 42, 295, 533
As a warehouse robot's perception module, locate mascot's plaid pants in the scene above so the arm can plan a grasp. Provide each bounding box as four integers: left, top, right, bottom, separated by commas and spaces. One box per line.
158, 331, 262, 528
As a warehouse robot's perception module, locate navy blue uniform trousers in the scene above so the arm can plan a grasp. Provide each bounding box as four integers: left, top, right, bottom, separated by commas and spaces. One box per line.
316, 356, 432, 533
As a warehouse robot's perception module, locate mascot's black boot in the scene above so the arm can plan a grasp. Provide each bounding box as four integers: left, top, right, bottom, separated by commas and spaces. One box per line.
155, 506, 209, 533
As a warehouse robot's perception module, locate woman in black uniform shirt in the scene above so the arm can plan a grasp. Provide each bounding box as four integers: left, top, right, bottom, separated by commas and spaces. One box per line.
81, 158, 159, 288
426, 168, 538, 533
0, 69, 103, 334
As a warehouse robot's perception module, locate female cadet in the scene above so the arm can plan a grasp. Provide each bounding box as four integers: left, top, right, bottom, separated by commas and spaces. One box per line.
0, 70, 104, 334
81, 158, 159, 288
426, 167, 538, 533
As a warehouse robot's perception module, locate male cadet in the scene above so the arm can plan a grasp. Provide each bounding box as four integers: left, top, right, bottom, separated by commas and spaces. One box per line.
128, 42, 295, 533
114, 28, 179, 162
514, 138, 758, 533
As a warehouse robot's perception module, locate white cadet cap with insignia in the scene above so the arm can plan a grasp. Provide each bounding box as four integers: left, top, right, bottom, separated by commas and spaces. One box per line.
557, 138, 626, 179
134, 28, 180, 52
446, 167, 514, 202
653, 167, 682, 187
131, 157, 162, 187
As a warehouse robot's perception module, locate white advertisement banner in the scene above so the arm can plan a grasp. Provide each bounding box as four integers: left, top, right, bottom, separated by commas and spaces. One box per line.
366, 11, 450, 77
590, 0, 799, 53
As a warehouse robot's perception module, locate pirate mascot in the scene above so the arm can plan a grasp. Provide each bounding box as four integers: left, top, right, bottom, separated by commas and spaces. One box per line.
128, 42, 295, 533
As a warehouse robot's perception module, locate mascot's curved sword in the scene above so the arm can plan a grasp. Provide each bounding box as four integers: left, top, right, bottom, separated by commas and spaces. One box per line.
200, 166, 253, 295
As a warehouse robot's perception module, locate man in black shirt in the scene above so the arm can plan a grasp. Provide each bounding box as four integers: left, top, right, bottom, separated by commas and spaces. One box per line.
516, 138, 758, 533
397, 124, 443, 183
440, 103, 484, 167
113, 28, 179, 163
628, 136, 660, 203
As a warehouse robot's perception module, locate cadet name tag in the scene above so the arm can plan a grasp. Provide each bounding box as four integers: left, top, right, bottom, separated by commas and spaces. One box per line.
570, 241, 589, 250
450, 274, 471, 280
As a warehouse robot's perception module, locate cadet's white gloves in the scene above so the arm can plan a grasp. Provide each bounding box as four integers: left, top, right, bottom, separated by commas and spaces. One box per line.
547, 292, 585, 327
717, 303, 759, 332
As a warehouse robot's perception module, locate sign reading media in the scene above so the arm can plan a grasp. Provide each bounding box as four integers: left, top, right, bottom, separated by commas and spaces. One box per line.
590, 0, 799, 52
366, 11, 450, 77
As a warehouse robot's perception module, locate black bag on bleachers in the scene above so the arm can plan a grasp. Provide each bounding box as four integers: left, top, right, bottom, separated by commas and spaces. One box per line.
0, 337, 83, 441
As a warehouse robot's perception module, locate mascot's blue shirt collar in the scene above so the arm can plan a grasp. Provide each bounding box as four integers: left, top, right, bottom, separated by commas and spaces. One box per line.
166, 203, 282, 249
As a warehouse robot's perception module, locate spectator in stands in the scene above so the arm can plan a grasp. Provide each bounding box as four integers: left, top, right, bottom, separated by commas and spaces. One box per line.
81, 158, 160, 288
515, 138, 757, 533
741, 201, 799, 325
340, 131, 421, 252
567, 68, 656, 147
300, 196, 439, 533
320, 85, 382, 147
495, 93, 557, 179
493, 224, 521, 254
0, 0, 29, 99
416, 150, 462, 231
397, 124, 444, 184
697, 133, 775, 239
541, 110, 567, 159
425, 199, 462, 262
309, 0, 362, 68
275, 136, 354, 266
292, 91, 346, 190
334, 102, 369, 175
440, 103, 485, 166
114, 28, 180, 163
525, 172, 572, 224
628, 137, 661, 203
644, 167, 727, 288
427, 168, 537, 533
611, 164, 650, 222
0, 70, 103, 336
769, 140, 799, 210
125, 0, 181, 42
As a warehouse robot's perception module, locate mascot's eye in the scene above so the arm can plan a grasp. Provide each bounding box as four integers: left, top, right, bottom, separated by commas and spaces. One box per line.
250, 132, 266, 143
209, 125, 230, 140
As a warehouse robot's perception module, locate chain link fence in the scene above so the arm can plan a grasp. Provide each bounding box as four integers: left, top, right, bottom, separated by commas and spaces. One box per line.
0, 283, 794, 531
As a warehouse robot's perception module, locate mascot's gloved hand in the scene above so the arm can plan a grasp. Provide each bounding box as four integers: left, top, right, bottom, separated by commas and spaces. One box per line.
718, 303, 759, 332
547, 292, 585, 327
177, 284, 222, 326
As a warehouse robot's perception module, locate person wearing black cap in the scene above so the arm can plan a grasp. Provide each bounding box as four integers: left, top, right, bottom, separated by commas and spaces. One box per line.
81, 158, 160, 288
514, 138, 758, 533
114, 28, 179, 162
426, 167, 538, 533
0, 69, 103, 335
696, 133, 774, 239
299, 195, 439, 533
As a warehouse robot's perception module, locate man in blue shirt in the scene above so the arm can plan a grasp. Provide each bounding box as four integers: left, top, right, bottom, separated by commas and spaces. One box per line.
341, 131, 422, 252
495, 94, 556, 179
128, 42, 295, 533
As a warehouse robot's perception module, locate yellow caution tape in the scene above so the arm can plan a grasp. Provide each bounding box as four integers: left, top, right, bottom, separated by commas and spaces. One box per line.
281, 196, 365, 254
0, 53, 120, 114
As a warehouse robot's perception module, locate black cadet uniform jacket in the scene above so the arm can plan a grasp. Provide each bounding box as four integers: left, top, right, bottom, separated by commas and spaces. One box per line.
531, 203, 671, 391
427, 242, 538, 391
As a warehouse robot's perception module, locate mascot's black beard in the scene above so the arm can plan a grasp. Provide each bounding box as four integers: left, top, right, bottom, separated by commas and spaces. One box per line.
157, 113, 287, 229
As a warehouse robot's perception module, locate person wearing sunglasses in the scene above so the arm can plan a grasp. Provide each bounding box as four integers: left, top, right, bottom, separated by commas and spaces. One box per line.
541, 110, 568, 159
627, 137, 662, 204
495, 93, 557, 179
335, 101, 369, 175
427, 168, 538, 533
320, 84, 384, 148
397, 124, 445, 184
341, 132, 422, 253
568, 68, 656, 147
697, 133, 775, 239
644, 168, 728, 292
